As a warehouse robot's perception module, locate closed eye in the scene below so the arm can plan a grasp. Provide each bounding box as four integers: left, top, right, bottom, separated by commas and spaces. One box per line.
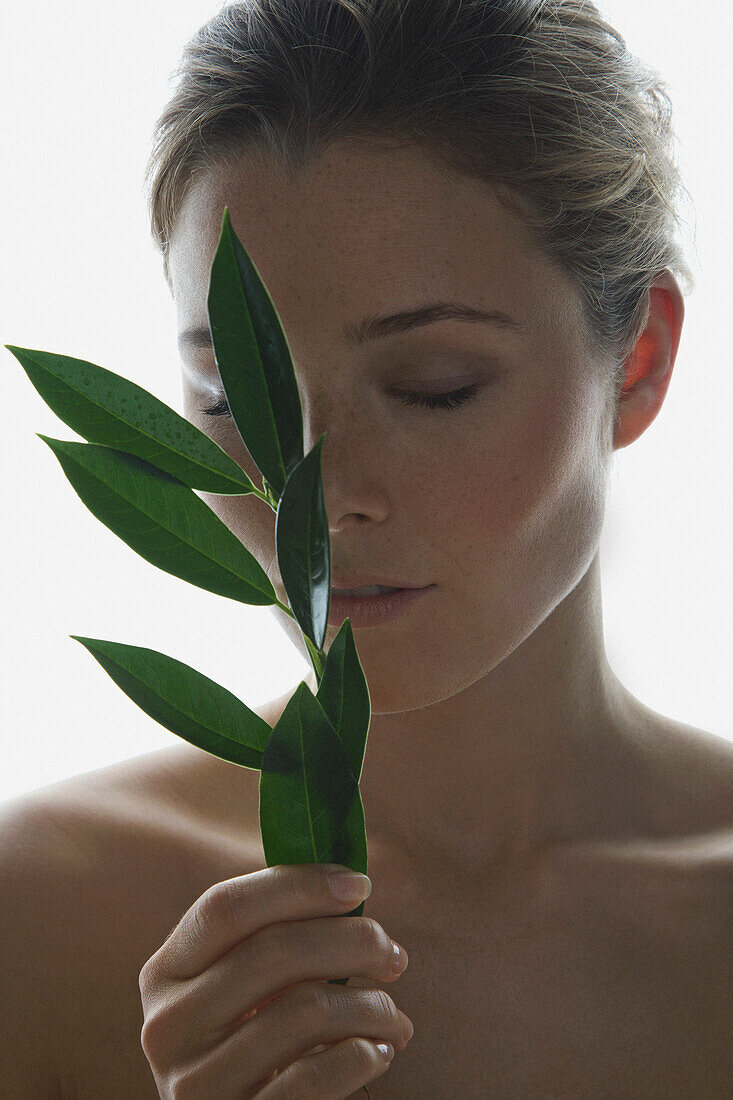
200, 382, 482, 417
390, 383, 481, 410
200, 396, 232, 417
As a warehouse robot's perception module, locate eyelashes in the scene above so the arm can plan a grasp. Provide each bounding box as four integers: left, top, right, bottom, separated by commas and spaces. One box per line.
392, 383, 481, 410
200, 382, 482, 418
200, 396, 233, 417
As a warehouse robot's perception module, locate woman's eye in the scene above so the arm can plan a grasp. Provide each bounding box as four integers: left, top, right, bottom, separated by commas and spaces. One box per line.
391, 383, 481, 410
200, 383, 481, 418
200, 396, 231, 417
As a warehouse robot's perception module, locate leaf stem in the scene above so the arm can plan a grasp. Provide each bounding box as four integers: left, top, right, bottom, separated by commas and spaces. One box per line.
274, 597, 296, 619
261, 476, 280, 511
269, 594, 324, 689
249, 485, 273, 505
303, 634, 325, 685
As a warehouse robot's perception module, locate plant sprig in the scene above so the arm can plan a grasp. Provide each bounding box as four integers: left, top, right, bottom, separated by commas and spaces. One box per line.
5, 210, 374, 1055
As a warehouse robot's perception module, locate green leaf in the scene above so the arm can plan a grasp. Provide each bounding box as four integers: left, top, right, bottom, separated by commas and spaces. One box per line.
259, 682, 367, 875
39, 436, 279, 606
71, 636, 271, 769
275, 434, 330, 652
4, 344, 256, 495
317, 619, 371, 784
206, 207, 304, 500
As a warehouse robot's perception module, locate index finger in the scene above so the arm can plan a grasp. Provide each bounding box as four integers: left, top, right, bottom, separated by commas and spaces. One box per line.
142, 863, 372, 984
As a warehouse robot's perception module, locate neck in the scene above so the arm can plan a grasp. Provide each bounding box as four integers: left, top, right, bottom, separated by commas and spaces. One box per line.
315, 554, 647, 881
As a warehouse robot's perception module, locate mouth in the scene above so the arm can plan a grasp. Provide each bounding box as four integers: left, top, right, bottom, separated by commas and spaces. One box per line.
330, 583, 404, 598
327, 584, 435, 628
330, 573, 429, 594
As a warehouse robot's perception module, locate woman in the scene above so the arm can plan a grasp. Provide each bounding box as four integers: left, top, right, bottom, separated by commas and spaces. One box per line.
2, 1, 731, 1096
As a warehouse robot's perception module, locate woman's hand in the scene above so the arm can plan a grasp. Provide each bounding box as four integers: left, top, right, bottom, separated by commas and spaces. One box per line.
138, 862, 413, 1098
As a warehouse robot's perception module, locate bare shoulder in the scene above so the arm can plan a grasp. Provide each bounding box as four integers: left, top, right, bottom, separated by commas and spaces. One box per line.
543, 720, 733, 1090
0, 794, 75, 1096
0, 693, 282, 1096
649, 717, 733, 831
552, 715, 733, 921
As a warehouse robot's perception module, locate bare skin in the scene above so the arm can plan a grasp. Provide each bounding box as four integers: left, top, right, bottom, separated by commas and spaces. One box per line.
2, 700, 731, 1097
2, 138, 731, 1096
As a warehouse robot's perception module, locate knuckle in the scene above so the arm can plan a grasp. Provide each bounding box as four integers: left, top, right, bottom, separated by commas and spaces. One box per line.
165, 1066, 199, 1100
261, 863, 292, 891
290, 980, 331, 1024
187, 904, 209, 957
352, 916, 395, 971
294, 1060, 326, 1098
368, 988, 398, 1025
138, 958, 155, 997
139, 987, 187, 1062
288, 1051, 329, 1098
139, 1005, 172, 1060
199, 878, 241, 930
352, 1035, 382, 1070
290, 1036, 378, 1098
263, 862, 315, 902
353, 916, 387, 958
138, 1018, 153, 1059
302, 1038, 371, 1096
138, 951, 169, 1002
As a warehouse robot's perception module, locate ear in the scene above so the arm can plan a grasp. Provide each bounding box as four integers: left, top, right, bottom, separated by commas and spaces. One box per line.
613, 270, 685, 451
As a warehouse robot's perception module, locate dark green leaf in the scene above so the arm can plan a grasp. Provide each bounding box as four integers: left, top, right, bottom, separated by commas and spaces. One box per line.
317, 618, 371, 784
4, 344, 256, 495
206, 208, 304, 499
259, 682, 367, 877
39, 436, 278, 606
71, 636, 271, 769
275, 435, 330, 651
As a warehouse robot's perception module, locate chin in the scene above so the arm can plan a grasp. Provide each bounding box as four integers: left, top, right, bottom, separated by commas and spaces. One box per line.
356, 657, 477, 715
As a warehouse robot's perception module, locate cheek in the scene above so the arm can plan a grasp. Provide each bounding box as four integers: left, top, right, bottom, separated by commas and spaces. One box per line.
424, 385, 608, 592
503, 390, 608, 614
202, 488, 278, 574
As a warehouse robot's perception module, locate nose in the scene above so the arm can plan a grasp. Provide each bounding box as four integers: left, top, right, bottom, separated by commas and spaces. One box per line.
300, 393, 391, 530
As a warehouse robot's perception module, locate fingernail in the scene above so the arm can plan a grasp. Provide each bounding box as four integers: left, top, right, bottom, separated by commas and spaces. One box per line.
391, 941, 408, 973
328, 871, 372, 902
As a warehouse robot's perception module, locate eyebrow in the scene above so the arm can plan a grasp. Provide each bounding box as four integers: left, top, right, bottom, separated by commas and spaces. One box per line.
342, 302, 523, 347
177, 300, 522, 351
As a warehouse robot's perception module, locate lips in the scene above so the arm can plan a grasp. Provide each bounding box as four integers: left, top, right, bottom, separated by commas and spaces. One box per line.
327, 583, 434, 627
330, 575, 425, 590
331, 583, 403, 597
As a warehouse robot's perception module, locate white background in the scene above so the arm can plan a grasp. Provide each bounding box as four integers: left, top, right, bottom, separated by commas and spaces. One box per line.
1, 0, 730, 806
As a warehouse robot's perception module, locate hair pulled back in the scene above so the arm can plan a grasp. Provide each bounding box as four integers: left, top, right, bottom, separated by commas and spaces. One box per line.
144, 0, 695, 411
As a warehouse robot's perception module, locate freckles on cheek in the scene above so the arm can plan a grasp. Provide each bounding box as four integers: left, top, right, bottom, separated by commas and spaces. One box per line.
447, 445, 532, 537
440, 406, 566, 547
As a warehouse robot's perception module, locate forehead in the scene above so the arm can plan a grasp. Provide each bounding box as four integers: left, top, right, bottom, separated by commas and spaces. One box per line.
167, 138, 583, 345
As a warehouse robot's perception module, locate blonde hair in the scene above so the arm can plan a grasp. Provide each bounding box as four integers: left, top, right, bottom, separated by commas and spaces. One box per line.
143, 0, 695, 410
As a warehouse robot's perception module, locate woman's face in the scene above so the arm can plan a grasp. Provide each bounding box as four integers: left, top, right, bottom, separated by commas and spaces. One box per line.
168, 138, 613, 712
